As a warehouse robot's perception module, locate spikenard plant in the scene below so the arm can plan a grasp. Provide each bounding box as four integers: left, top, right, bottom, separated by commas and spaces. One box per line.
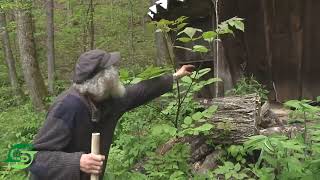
151, 16, 244, 130
161, 68, 220, 134
107, 16, 245, 179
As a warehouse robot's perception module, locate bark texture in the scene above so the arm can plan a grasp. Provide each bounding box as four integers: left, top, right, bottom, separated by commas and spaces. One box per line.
158, 94, 260, 159
15, 7, 47, 111
89, 0, 94, 50
46, 0, 55, 94
201, 93, 259, 144
0, 11, 21, 95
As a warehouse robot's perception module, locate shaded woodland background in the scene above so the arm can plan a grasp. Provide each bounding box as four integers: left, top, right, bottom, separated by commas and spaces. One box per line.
1, 0, 156, 111
150, 0, 320, 102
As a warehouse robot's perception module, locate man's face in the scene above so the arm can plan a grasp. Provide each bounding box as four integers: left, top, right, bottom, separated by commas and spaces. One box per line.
74, 66, 126, 102
90, 66, 126, 102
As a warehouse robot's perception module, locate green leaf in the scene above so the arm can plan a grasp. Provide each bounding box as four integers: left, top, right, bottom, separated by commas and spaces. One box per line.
119, 69, 130, 82
234, 20, 245, 32
177, 37, 192, 43
234, 163, 241, 172
158, 19, 174, 26
183, 116, 193, 125
227, 17, 245, 32
207, 105, 218, 113
181, 124, 188, 129
196, 123, 214, 131
284, 100, 302, 110
176, 23, 188, 31
192, 45, 208, 53
202, 31, 217, 42
317, 96, 320, 102
217, 19, 236, 35
192, 68, 211, 79
204, 78, 222, 85
174, 16, 188, 25
178, 27, 202, 39
181, 76, 192, 84
137, 66, 171, 80
225, 173, 232, 180
192, 112, 203, 121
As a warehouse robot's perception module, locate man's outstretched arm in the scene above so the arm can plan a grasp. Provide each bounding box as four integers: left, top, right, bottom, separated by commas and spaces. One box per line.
122, 65, 194, 111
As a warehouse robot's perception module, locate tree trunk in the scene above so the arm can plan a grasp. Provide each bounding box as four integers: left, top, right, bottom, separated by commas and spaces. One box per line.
89, 0, 94, 50
15, 5, 47, 111
154, 31, 169, 66
67, 0, 73, 25
0, 11, 21, 96
46, 0, 55, 94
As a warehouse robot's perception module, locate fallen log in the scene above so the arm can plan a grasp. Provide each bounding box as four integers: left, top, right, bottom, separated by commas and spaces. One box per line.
199, 93, 260, 144
157, 94, 260, 161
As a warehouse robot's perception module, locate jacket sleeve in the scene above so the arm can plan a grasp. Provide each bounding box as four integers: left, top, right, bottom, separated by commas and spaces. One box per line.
122, 74, 173, 111
29, 103, 83, 180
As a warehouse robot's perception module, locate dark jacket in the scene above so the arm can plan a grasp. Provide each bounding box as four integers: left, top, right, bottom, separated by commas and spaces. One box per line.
29, 74, 173, 180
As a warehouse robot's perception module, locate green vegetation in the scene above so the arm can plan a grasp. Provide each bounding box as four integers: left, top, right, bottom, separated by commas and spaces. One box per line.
1, 0, 320, 180
226, 76, 269, 102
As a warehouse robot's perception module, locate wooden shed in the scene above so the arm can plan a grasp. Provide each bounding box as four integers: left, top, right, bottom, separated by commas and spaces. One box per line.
149, 0, 320, 102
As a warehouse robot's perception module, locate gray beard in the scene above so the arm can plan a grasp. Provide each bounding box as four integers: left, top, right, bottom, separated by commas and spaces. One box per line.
73, 66, 126, 102
92, 79, 126, 102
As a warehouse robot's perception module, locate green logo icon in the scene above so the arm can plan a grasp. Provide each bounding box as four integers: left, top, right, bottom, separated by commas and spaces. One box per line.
3, 144, 37, 170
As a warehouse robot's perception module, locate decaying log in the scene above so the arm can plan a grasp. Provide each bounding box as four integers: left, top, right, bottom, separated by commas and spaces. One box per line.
259, 125, 304, 138
259, 101, 283, 128
199, 93, 260, 144
156, 94, 260, 163
192, 149, 224, 174
134, 94, 307, 174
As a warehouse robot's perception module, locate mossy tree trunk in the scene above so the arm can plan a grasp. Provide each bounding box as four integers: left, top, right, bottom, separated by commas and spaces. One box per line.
15, 3, 47, 111
46, 0, 55, 94
0, 11, 21, 96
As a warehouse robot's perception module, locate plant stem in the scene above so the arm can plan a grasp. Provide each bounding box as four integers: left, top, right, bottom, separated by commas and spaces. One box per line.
180, 61, 204, 105
303, 111, 307, 144
303, 111, 308, 157
162, 31, 181, 129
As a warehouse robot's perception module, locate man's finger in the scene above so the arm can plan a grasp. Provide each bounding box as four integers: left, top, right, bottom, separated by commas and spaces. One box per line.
184, 64, 195, 70
89, 160, 103, 166
91, 154, 105, 161
89, 165, 102, 171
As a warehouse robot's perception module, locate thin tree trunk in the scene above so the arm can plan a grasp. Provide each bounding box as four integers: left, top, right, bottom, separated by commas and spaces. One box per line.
150, 0, 167, 66
82, 0, 88, 52
129, 0, 134, 62
46, 0, 55, 94
67, 0, 73, 25
0, 11, 21, 96
89, 0, 94, 50
15, 4, 47, 111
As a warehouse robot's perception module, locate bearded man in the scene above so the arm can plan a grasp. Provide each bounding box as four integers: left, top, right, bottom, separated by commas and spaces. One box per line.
29, 49, 194, 180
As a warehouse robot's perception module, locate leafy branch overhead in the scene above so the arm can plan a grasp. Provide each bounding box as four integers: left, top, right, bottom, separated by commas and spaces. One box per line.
151, 16, 244, 54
